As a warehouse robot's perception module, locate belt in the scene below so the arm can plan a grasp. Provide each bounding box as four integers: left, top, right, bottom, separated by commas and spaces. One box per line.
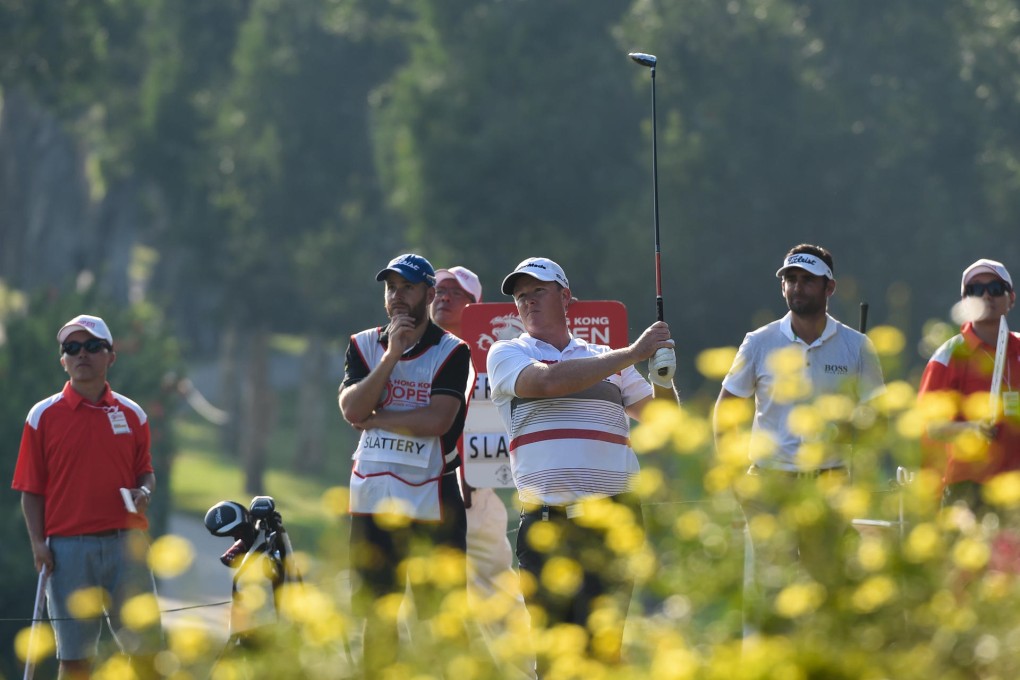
521, 493, 639, 521
81, 528, 127, 537
747, 465, 847, 479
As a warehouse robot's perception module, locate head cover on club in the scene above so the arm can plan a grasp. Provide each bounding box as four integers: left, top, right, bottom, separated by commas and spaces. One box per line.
249, 495, 276, 520
961, 258, 1013, 295
629, 52, 657, 68
776, 254, 833, 280
204, 501, 251, 538
501, 257, 570, 295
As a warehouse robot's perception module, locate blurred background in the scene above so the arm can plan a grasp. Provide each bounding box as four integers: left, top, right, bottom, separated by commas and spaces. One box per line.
2, 0, 1020, 674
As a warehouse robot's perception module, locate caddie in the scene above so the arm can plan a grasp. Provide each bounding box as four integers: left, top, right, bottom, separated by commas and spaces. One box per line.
339, 253, 472, 673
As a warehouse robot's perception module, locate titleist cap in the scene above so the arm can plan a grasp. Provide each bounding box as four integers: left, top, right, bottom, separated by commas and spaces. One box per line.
57, 314, 113, 345
961, 258, 1013, 295
375, 253, 436, 286
776, 253, 833, 280
501, 257, 570, 295
435, 266, 482, 302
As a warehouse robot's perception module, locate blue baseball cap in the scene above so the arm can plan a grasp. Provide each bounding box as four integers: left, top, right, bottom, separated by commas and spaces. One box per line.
375, 253, 436, 286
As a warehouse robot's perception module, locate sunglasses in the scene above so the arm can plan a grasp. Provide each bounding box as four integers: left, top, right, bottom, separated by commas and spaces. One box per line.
61, 338, 111, 356
964, 280, 1012, 298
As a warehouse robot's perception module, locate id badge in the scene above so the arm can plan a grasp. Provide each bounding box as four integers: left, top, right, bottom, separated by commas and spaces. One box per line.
1004, 391, 1020, 418
108, 410, 131, 435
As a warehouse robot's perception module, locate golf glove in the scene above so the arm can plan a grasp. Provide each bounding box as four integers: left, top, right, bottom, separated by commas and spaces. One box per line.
649, 347, 676, 387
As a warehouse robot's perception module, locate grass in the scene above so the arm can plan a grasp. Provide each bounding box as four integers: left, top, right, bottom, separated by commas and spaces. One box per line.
170, 414, 349, 561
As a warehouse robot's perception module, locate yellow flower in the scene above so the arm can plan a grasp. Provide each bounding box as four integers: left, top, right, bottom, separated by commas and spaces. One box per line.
672, 415, 712, 454
815, 394, 855, 421
787, 405, 824, 438
917, 391, 959, 423
857, 538, 888, 572
632, 401, 678, 453
714, 398, 754, 431
148, 534, 194, 578
895, 409, 925, 439
983, 471, 1020, 509
851, 575, 897, 613
873, 380, 916, 413
168, 622, 215, 663
320, 486, 350, 517
696, 346, 739, 380
774, 581, 826, 619
14, 623, 55, 664
952, 429, 990, 463
867, 325, 906, 356
121, 593, 161, 630
541, 557, 584, 597
631, 467, 664, 498
674, 509, 708, 540
904, 523, 943, 563
67, 586, 109, 619
373, 499, 414, 529
962, 391, 995, 421
953, 537, 990, 572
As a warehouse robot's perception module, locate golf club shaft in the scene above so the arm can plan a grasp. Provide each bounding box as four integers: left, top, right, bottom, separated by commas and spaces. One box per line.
859, 302, 869, 333
23, 565, 48, 680
650, 63, 663, 323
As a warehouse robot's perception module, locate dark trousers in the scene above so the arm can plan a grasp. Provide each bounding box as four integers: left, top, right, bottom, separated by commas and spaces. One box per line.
516, 493, 642, 665
349, 472, 467, 619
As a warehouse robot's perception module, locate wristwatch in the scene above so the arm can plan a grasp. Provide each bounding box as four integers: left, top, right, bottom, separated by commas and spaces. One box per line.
139, 485, 152, 499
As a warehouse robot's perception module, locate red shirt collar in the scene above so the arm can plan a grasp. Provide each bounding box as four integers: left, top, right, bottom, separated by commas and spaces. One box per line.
62, 381, 116, 408
961, 320, 1020, 352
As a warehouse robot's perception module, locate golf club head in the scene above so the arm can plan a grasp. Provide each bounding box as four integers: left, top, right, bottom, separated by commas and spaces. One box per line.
249, 495, 276, 521
204, 500, 251, 538
629, 52, 657, 68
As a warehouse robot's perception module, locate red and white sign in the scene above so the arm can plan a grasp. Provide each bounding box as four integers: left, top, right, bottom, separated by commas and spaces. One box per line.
458, 301, 629, 487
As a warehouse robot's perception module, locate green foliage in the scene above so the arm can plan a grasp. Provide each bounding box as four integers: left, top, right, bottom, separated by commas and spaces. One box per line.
0, 282, 181, 677
60, 377, 1020, 679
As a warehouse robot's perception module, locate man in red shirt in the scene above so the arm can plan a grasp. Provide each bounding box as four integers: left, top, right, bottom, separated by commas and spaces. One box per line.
12, 314, 162, 679
919, 259, 1020, 512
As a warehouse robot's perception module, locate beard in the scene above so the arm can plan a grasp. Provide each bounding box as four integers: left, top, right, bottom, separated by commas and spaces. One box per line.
786, 294, 826, 316
389, 296, 430, 326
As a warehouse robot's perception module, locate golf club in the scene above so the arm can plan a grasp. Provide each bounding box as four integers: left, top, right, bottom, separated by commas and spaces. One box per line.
629, 51, 675, 381
205, 500, 256, 567
23, 564, 48, 680
859, 302, 869, 333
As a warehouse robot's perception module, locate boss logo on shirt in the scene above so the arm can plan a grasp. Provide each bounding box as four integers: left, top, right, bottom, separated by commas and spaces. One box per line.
824, 364, 849, 375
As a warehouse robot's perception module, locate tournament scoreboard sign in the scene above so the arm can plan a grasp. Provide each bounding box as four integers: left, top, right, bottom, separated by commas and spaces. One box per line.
459, 301, 629, 488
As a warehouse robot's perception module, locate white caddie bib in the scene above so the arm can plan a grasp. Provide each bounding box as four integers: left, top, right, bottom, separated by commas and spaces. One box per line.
347, 324, 466, 522
353, 428, 440, 469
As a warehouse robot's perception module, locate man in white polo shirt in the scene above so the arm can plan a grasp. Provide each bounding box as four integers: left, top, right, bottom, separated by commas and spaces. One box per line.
714, 243, 884, 634
486, 256, 677, 667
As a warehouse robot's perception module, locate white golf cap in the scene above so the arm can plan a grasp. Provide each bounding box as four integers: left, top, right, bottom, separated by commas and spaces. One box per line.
776, 253, 833, 280
501, 257, 570, 295
435, 266, 483, 302
961, 258, 1013, 295
57, 314, 113, 345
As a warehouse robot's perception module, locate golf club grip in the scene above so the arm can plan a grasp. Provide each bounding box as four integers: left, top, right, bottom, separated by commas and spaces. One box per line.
220, 538, 249, 567
859, 302, 869, 333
